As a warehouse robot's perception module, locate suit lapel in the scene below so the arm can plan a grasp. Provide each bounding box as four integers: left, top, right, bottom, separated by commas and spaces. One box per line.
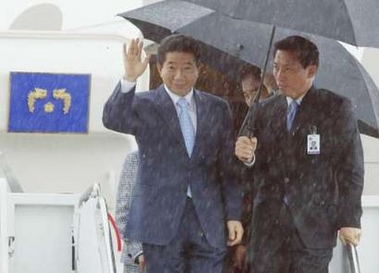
278, 96, 288, 132
267, 95, 288, 134
154, 87, 209, 159
271, 96, 294, 171
292, 87, 318, 136
154, 85, 188, 153
191, 90, 207, 159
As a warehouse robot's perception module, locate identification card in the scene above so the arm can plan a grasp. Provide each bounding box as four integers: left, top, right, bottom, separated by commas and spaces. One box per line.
307, 134, 320, 155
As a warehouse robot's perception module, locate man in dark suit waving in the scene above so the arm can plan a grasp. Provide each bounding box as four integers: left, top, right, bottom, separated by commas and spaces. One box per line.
235, 35, 364, 273
103, 34, 243, 273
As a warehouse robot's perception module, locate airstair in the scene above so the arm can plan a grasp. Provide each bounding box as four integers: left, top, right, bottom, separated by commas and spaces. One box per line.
0, 173, 118, 273
0, 162, 378, 272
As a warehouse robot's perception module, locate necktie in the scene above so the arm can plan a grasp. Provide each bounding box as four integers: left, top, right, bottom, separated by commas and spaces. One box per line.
177, 98, 195, 157
286, 100, 298, 131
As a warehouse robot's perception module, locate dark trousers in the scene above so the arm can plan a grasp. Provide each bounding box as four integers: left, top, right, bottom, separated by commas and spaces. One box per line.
250, 204, 333, 273
222, 245, 250, 273
143, 198, 226, 273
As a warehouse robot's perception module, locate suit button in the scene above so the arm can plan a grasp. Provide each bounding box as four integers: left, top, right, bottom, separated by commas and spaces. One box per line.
284, 177, 290, 184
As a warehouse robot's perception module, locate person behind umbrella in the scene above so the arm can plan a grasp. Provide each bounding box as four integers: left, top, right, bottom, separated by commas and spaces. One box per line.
262, 71, 279, 96
240, 65, 278, 107
235, 35, 364, 273
115, 151, 145, 273
103, 34, 243, 273
226, 66, 279, 273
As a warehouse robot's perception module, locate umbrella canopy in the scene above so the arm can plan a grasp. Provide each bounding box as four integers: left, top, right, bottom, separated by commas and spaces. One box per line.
180, 0, 379, 47
180, 12, 379, 137
118, 1, 251, 79
119, 0, 379, 137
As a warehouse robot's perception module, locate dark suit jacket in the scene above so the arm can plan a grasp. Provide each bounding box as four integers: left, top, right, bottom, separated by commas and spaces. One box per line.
248, 86, 364, 251
103, 84, 242, 248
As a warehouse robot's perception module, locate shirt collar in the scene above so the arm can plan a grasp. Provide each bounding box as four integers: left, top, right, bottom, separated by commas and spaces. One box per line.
163, 84, 195, 107
286, 95, 302, 106
285, 89, 308, 106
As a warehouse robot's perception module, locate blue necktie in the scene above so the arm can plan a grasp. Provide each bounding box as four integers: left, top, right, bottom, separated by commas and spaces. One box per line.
177, 98, 195, 157
287, 100, 298, 131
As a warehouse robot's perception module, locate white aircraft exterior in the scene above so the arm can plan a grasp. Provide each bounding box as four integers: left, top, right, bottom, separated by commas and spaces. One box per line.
0, 1, 378, 272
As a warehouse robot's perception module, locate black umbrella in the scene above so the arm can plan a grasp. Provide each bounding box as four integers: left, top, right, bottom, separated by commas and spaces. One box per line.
118, 1, 251, 79
180, 0, 379, 47
119, 0, 379, 137
183, 13, 379, 137
179, 0, 379, 137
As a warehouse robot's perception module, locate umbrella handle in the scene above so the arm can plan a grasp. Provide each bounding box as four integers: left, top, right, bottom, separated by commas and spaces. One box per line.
346, 242, 361, 273
238, 25, 276, 137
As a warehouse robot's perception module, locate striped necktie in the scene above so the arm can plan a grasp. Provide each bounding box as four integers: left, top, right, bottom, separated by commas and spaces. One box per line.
177, 98, 195, 156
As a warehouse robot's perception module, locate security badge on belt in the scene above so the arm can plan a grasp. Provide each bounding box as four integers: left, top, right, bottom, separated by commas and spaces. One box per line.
307, 125, 320, 155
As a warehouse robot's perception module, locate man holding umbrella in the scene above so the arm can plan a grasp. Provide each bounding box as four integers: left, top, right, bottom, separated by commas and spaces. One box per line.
235, 35, 364, 273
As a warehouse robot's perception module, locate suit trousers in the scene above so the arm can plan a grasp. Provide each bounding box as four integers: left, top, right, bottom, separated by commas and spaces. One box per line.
250, 204, 333, 273
143, 198, 227, 273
